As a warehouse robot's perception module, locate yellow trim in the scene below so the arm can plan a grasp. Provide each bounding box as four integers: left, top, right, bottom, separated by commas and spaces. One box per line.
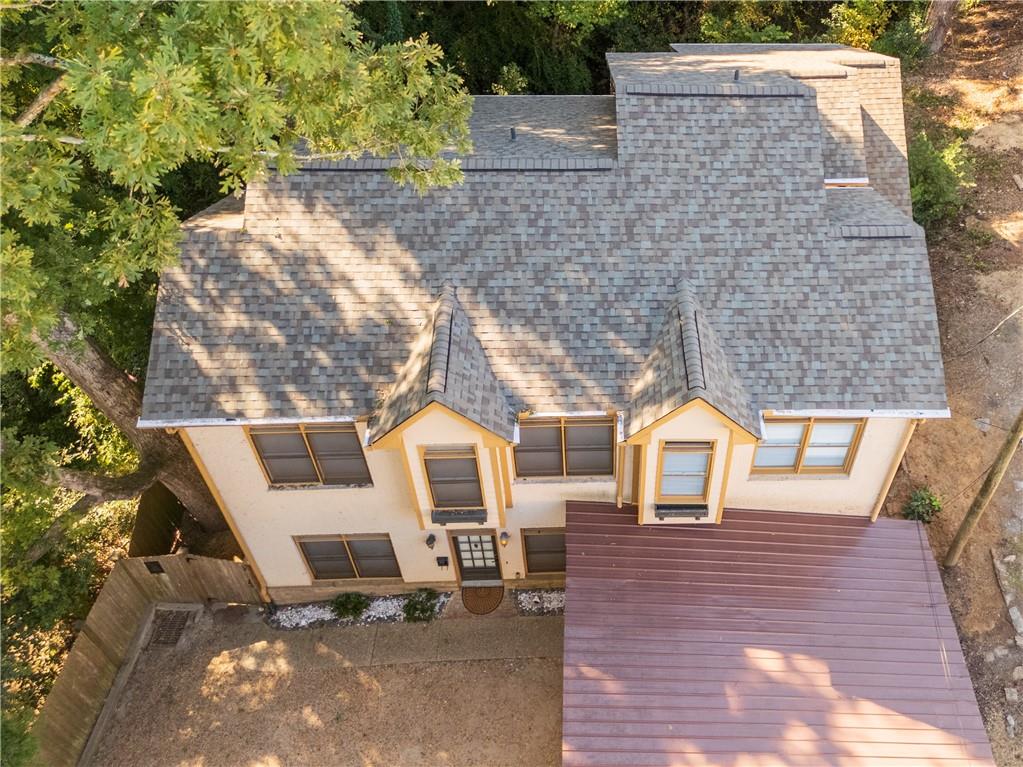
635, 443, 647, 524
397, 436, 426, 530
419, 444, 487, 511
653, 439, 716, 505
371, 401, 511, 449
870, 419, 921, 522
499, 448, 513, 508
179, 430, 271, 603
751, 417, 866, 476
489, 446, 506, 527
615, 445, 626, 508
715, 432, 735, 524
625, 398, 758, 446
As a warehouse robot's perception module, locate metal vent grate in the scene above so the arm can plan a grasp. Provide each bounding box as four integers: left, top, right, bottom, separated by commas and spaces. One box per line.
149, 609, 191, 646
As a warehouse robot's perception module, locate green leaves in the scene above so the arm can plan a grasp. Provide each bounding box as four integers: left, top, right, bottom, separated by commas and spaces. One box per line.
1, 0, 471, 369
908, 131, 973, 230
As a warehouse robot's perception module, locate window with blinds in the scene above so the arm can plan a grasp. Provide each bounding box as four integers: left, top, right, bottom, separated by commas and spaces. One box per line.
249, 424, 371, 486
297, 536, 401, 580
523, 530, 567, 573
423, 446, 485, 509
752, 418, 864, 474
514, 416, 615, 478
657, 441, 714, 502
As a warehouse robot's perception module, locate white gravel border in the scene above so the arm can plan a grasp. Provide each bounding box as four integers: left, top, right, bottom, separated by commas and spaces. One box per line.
513, 588, 565, 616
269, 591, 452, 630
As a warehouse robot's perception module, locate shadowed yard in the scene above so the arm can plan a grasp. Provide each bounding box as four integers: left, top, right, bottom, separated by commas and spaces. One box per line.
89, 610, 563, 767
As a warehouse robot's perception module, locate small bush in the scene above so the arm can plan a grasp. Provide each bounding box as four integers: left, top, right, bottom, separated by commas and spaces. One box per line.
331, 592, 370, 620
873, 12, 928, 68
908, 132, 973, 230
825, 0, 892, 49
699, 3, 791, 43
903, 488, 943, 524
403, 588, 439, 623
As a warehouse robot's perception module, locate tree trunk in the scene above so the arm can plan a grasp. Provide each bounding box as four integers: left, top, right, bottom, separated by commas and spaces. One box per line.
40, 314, 227, 532
925, 0, 960, 54
944, 407, 1023, 567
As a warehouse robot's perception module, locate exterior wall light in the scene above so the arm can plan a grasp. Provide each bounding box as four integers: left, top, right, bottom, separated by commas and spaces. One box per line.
426, 533, 436, 549
499, 532, 510, 547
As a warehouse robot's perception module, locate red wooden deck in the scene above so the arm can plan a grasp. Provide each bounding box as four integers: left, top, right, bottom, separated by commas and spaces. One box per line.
563, 502, 994, 767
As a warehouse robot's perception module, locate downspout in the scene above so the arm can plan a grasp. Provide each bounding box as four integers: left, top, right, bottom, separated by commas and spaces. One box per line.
870, 419, 922, 522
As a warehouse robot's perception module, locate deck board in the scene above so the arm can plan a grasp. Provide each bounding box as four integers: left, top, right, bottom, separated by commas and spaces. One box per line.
562, 503, 994, 767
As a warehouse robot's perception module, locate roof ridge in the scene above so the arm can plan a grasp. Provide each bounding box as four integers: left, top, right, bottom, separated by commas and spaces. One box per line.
426, 284, 457, 395
675, 281, 706, 392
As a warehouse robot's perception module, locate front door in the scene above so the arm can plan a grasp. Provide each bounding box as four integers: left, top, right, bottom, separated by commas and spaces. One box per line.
453, 534, 501, 582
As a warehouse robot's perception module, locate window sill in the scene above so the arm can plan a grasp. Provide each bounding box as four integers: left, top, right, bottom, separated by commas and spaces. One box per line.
747, 472, 850, 481
308, 576, 403, 584
513, 475, 615, 485
267, 482, 374, 492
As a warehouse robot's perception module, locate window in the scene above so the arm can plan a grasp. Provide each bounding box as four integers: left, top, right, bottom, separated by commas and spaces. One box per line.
523, 530, 566, 573
752, 418, 864, 474
423, 446, 485, 509
297, 535, 401, 580
249, 424, 371, 486
514, 416, 615, 478
657, 441, 714, 502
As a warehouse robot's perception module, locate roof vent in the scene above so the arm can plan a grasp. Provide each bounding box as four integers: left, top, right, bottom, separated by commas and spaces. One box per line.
510, 126, 517, 141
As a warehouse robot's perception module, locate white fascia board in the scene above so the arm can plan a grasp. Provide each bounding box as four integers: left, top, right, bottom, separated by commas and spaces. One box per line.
137, 415, 358, 429
766, 408, 951, 420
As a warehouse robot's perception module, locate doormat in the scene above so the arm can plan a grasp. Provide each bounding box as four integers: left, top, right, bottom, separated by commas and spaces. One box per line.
460, 585, 505, 615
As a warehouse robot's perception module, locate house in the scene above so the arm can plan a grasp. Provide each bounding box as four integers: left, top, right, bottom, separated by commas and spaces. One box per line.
139, 43, 950, 605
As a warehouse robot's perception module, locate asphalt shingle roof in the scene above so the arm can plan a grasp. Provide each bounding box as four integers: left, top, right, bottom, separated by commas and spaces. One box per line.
372, 284, 516, 441
140, 45, 946, 433
629, 280, 758, 437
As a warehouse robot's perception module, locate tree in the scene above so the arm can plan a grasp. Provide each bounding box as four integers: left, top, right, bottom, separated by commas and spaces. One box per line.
1, 0, 471, 551
944, 407, 1023, 567
924, 0, 960, 53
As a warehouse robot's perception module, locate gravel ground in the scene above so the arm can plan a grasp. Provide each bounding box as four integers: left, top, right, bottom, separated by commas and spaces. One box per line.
89, 607, 563, 767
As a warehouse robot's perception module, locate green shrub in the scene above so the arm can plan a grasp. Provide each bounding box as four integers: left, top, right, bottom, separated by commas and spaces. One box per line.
1, 703, 37, 767
903, 488, 943, 524
873, 8, 928, 68
908, 132, 973, 229
699, 2, 791, 43
491, 63, 528, 95
331, 592, 370, 620
824, 0, 891, 49
403, 588, 439, 623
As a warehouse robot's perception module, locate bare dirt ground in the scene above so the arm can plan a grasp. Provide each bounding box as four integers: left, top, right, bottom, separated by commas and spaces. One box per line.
89, 608, 563, 767
887, 3, 1023, 763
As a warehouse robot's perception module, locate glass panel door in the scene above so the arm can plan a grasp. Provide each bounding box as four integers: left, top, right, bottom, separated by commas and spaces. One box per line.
453, 534, 501, 582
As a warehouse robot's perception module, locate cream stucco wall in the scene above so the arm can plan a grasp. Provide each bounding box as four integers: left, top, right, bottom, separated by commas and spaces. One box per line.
633, 403, 736, 525
724, 416, 911, 516
186, 421, 461, 589
185, 407, 912, 599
